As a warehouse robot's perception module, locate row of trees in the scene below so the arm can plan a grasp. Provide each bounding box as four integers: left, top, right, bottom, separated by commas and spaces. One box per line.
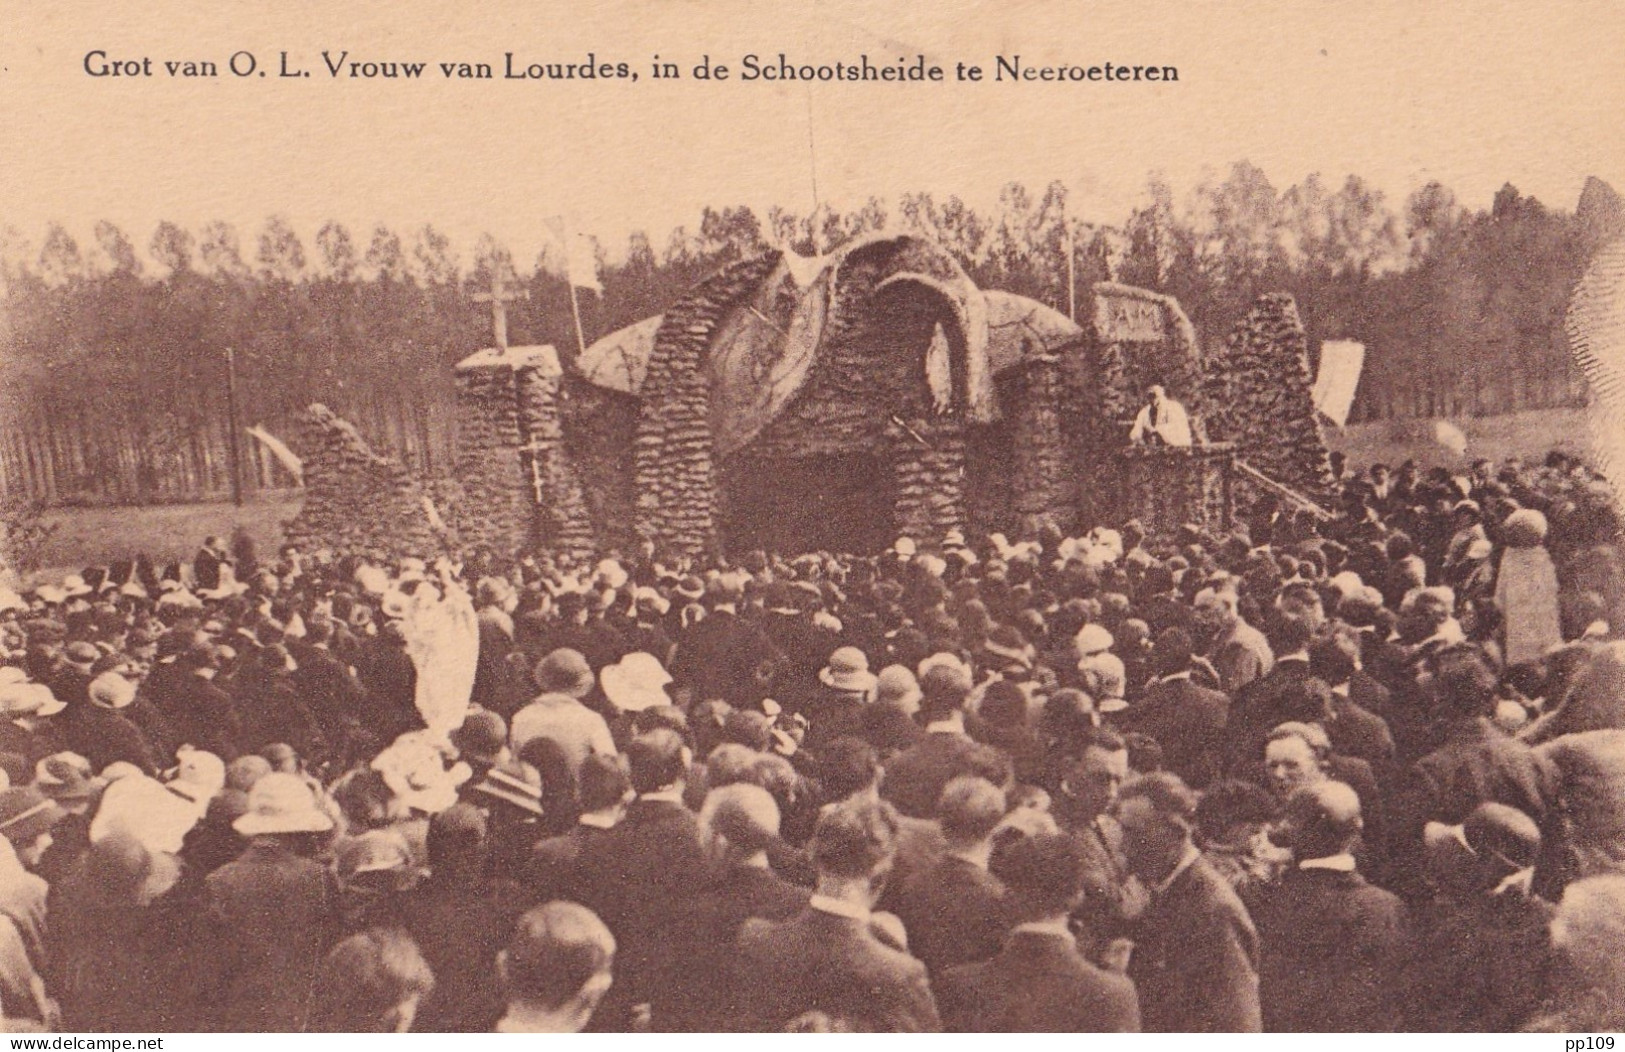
0, 166, 1614, 505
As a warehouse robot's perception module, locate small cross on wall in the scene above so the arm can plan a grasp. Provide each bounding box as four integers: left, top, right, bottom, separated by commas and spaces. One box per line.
472, 268, 528, 352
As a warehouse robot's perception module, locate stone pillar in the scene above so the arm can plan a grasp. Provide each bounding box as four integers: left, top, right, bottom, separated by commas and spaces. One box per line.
453, 346, 554, 554
1007, 355, 1068, 533
890, 415, 966, 543
515, 363, 596, 561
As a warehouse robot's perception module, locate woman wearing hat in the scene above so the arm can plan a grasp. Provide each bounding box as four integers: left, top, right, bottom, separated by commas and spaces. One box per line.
196, 772, 338, 1031
47, 831, 195, 1031
0, 786, 65, 1026
803, 646, 877, 751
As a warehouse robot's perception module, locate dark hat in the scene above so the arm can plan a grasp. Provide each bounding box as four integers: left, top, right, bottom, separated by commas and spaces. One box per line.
452, 709, 508, 763
0, 786, 66, 844
534, 648, 594, 698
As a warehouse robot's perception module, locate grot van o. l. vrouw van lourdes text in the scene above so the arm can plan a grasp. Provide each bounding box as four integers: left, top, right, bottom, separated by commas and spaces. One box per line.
81, 48, 1179, 85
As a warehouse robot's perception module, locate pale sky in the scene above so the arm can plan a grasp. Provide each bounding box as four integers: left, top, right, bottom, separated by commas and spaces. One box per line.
3, 0, 1622, 269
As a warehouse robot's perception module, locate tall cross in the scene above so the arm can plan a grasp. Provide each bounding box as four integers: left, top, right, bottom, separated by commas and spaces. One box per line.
472, 269, 527, 352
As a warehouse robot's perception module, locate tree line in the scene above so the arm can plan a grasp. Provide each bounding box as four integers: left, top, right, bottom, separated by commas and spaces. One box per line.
0, 164, 1611, 506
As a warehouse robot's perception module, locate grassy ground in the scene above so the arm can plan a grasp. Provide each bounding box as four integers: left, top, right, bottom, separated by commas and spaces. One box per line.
1324, 406, 1590, 472
17, 406, 1594, 586
28, 493, 302, 587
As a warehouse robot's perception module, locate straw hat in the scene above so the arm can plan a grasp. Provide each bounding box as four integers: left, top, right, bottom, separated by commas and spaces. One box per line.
600, 652, 673, 713
819, 646, 877, 693
233, 772, 336, 836
1074, 623, 1115, 658
0, 682, 66, 718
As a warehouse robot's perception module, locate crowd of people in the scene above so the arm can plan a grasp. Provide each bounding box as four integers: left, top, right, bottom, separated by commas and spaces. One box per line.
0, 451, 1622, 1032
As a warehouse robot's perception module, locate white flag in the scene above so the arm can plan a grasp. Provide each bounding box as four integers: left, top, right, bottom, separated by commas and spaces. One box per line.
548, 217, 601, 293
1312, 340, 1365, 429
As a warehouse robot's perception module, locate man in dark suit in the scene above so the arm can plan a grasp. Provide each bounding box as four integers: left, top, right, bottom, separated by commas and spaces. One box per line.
938, 831, 1139, 1032
1309, 629, 1397, 767
890, 775, 1011, 978
567, 729, 713, 1031
881, 663, 1010, 819
1390, 645, 1559, 895
1224, 613, 1315, 776
670, 577, 780, 709
1117, 772, 1261, 1032
1050, 725, 1141, 959
669, 783, 810, 1031
163, 644, 243, 761
1408, 645, 1558, 826
1123, 628, 1231, 789
735, 799, 940, 1032
1252, 780, 1407, 1031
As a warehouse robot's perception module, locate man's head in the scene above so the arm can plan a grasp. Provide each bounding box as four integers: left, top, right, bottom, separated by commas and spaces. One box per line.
1425, 643, 1498, 721
1114, 772, 1198, 884
1264, 722, 1331, 799
624, 728, 688, 795
499, 902, 617, 1024
994, 831, 1090, 922
918, 662, 973, 723
1193, 588, 1239, 639
811, 799, 899, 896
1271, 780, 1363, 861
576, 753, 631, 816
937, 776, 1007, 852
1308, 628, 1361, 688
533, 648, 594, 699
1146, 384, 1167, 408
698, 782, 780, 865
1056, 725, 1129, 823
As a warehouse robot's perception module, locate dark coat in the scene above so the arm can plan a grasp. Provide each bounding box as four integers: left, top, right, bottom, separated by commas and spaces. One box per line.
1127, 855, 1262, 1033
567, 797, 714, 1030
402, 872, 529, 1032
200, 841, 339, 1032
1254, 867, 1408, 1032
165, 672, 243, 761
1406, 890, 1556, 1032
672, 610, 780, 709
1327, 692, 1397, 767
1412, 718, 1559, 825
667, 862, 811, 1031
937, 929, 1141, 1032
736, 905, 941, 1032
527, 822, 613, 904
58, 704, 160, 775
1224, 656, 1315, 775
881, 731, 1009, 819
1122, 676, 1231, 789
890, 855, 1010, 977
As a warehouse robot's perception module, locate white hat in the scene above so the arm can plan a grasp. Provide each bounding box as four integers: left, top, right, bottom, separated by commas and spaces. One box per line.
35, 585, 67, 606
164, 747, 226, 804
893, 537, 917, 558
89, 672, 138, 710
596, 558, 629, 590
600, 652, 673, 713
60, 575, 92, 598
371, 732, 471, 815
819, 646, 878, 693
117, 581, 149, 600
0, 587, 27, 614
1074, 623, 1115, 657
91, 774, 204, 854
233, 772, 336, 836
0, 682, 65, 718
355, 565, 391, 596
1329, 571, 1366, 599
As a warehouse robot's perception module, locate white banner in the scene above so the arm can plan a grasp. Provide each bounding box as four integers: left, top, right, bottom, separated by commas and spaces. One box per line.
1312, 339, 1365, 428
